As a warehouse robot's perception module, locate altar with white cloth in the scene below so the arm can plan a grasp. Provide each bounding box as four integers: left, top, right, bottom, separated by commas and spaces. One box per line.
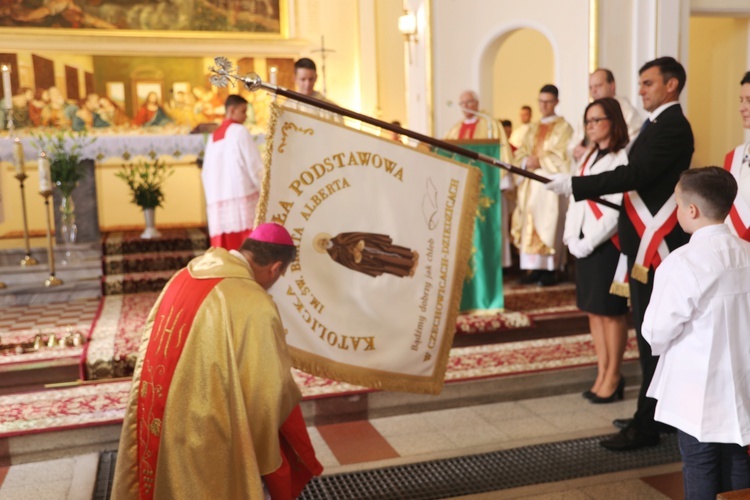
0, 132, 266, 239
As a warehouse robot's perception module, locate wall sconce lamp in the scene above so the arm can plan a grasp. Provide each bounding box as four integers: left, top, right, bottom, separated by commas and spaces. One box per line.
398, 10, 418, 64
398, 10, 418, 43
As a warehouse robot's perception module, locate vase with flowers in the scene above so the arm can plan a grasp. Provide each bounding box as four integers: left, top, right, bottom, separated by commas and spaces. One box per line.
32, 130, 95, 264
115, 159, 174, 239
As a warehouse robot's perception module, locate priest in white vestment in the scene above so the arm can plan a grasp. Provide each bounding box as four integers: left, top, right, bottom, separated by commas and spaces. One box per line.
511, 84, 573, 285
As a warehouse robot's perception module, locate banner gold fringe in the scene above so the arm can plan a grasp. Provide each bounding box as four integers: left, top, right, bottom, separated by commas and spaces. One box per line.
630, 263, 649, 284
426, 166, 482, 395
609, 281, 630, 298
255, 102, 282, 226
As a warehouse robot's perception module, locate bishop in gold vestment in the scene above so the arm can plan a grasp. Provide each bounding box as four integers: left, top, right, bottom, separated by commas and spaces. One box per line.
112, 224, 321, 500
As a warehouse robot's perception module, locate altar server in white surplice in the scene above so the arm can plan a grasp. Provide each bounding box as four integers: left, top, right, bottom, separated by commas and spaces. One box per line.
201, 94, 263, 250
643, 167, 750, 500
722, 71, 750, 241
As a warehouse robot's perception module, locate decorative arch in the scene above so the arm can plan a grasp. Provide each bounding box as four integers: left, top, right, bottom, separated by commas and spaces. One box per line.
474, 21, 560, 117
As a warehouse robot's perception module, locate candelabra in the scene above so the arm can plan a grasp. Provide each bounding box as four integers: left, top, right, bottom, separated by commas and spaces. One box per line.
16, 158, 38, 267
39, 152, 62, 287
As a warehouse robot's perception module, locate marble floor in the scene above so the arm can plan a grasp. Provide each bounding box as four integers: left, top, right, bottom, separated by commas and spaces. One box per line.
0, 387, 684, 499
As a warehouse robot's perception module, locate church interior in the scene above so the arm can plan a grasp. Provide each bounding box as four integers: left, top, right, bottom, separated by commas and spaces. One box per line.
1, 0, 749, 498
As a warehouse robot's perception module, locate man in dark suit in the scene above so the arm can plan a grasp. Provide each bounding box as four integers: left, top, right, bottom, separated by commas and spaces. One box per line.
546, 56, 694, 450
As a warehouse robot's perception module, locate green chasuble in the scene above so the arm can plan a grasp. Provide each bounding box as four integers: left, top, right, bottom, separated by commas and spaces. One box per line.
439, 140, 504, 312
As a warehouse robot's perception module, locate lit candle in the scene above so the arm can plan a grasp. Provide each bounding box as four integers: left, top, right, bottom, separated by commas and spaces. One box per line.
38, 152, 52, 193
269, 66, 278, 85
13, 138, 24, 175
1, 65, 11, 111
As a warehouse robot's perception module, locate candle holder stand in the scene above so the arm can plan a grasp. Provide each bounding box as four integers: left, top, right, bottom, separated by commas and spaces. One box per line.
15, 172, 38, 267
40, 190, 62, 287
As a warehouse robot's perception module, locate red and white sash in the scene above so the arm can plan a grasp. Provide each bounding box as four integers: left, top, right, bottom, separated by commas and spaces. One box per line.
619, 191, 678, 285
578, 154, 629, 297
579, 154, 622, 251
611, 191, 678, 296
723, 144, 750, 241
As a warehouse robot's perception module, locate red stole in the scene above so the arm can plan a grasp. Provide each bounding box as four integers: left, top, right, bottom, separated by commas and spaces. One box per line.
213, 119, 241, 142
723, 146, 750, 241
458, 120, 478, 139
136, 269, 223, 500
264, 405, 324, 499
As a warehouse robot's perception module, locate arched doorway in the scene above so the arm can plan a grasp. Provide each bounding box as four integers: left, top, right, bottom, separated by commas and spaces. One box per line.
488, 28, 554, 131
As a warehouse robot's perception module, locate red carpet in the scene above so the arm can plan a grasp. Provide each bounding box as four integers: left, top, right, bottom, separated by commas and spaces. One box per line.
0, 331, 639, 438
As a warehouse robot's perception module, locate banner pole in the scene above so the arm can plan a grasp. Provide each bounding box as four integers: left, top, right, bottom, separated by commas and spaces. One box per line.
208, 63, 619, 211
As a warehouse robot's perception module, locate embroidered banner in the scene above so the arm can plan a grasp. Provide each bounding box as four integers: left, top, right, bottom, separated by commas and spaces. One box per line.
257, 104, 481, 395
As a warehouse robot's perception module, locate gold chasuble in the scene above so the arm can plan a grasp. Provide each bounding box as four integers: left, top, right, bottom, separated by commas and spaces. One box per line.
511, 117, 573, 260
112, 249, 304, 500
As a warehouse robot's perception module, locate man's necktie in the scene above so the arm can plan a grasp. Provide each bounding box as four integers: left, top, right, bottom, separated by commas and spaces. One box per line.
639, 118, 651, 135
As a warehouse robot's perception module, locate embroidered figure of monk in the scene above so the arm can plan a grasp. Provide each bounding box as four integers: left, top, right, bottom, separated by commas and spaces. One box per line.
313, 232, 419, 278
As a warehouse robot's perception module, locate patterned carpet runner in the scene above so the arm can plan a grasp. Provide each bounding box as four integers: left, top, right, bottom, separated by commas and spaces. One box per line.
101, 229, 208, 296
0, 228, 594, 438
0, 331, 639, 438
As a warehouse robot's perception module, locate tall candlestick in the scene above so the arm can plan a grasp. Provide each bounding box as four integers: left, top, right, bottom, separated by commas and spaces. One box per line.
41, 192, 63, 287
15, 171, 38, 267
269, 66, 278, 85
13, 138, 24, 175
1, 65, 11, 112
38, 151, 52, 193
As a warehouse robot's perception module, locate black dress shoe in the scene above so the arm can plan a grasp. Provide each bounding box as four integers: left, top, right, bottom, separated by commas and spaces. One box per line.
537, 271, 558, 287
600, 426, 660, 451
518, 270, 541, 284
582, 390, 595, 400
613, 418, 633, 429
659, 423, 677, 434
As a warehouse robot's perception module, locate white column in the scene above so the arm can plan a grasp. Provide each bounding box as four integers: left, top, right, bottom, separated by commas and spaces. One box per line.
358, 0, 378, 116
404, 0, 432, 135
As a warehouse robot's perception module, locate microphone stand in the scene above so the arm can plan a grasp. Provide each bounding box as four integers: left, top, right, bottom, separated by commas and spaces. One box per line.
208, 58, 618, 210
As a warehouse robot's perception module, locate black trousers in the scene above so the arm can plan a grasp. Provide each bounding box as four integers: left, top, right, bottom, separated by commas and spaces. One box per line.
627, 260, 660, 436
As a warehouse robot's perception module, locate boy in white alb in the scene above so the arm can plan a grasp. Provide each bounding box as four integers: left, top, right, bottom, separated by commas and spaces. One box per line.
643, 167, 750, 499
201, 94, 263, 250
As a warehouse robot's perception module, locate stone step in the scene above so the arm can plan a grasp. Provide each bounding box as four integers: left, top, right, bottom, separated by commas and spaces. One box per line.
0, 243, 101, 267
0, 279, 101, 307
0, 261, 102, 287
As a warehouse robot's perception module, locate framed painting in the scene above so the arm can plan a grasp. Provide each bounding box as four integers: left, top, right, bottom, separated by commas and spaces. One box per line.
0, 0, 288, 37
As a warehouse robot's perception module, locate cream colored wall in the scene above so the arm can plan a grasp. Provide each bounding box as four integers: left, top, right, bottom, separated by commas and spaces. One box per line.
598, 0, 636, 103
491, 29, 554, 127
375, 0, 407, 125
1, 162, 49, 236
0, 159, 206, 238
293, 0, 363, 111
431, 0, 591, 137
688, 16, 748, 168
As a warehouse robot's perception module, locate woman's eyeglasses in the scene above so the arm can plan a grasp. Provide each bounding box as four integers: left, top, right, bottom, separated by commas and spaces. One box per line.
584, 117, 610, 126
